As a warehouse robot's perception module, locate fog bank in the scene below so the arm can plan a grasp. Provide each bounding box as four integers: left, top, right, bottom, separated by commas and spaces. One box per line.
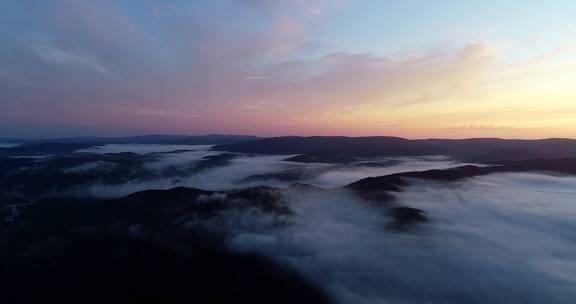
221, 173, 576, 303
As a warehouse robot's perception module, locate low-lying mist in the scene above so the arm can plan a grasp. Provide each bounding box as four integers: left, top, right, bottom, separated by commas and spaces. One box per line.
5, 143, 576, 303
75, 144, 468, 197
217, 173, 576, 304
78, 144, 212, 155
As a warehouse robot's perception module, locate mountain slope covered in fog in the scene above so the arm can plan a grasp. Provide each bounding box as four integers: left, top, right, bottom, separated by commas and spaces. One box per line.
2, 142, 576, 303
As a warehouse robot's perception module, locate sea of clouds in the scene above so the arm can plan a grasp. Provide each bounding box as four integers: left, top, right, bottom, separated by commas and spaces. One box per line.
222, 173, 576, 304
53, 144, 576, 303
77, 144, 467, 197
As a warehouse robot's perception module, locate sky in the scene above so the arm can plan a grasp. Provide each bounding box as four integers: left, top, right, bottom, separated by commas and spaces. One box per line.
1, 0, 575, 138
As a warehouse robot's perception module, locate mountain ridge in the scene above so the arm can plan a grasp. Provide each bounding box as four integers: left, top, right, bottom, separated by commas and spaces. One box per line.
0, 134, 261, 145
213, 136, 576, 161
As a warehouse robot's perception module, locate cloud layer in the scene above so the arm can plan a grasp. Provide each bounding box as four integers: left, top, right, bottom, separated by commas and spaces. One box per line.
5, 141, 576, 302
1, 0, 575, 138
225, 173, 576, 303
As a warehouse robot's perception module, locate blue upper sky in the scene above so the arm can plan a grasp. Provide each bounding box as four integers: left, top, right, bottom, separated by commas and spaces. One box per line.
1, 0, 575, 138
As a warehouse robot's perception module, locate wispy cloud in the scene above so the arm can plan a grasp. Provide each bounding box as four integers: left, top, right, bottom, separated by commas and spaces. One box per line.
1, 1, 575, 137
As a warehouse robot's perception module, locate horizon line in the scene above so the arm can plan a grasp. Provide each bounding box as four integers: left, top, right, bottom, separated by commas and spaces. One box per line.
1, 133, 575, 141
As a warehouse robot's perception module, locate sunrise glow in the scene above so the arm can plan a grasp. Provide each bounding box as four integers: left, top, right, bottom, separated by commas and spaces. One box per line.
1, 0, 575, 138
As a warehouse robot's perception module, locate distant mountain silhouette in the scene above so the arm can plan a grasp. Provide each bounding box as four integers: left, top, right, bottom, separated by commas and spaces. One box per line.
214, 136, 576, 162
0, 134, 260, 146
215, 136, 426, 156
0, 143, 98, 157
